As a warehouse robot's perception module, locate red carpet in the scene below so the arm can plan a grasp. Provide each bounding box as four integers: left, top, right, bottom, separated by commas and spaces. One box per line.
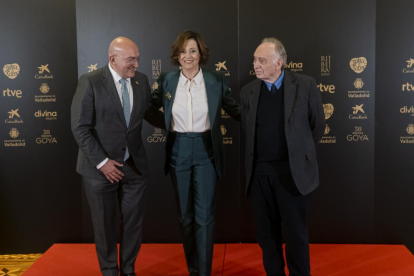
22, 244, 414, 276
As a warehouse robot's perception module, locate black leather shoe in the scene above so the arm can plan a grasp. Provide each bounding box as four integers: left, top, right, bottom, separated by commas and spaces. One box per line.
119, 273, 136, 276
189, 272, 199, 276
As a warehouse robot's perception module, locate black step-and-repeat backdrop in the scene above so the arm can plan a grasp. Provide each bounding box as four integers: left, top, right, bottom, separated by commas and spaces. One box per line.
1, 0, 413, 254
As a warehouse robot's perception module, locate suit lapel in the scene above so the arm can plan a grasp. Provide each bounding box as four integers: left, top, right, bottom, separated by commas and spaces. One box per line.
130, 76, 141, 127
283, 71, 297, 122
164, 71, 180, 133
204, 71, 219, 126
101, 66, 127, 129
248, 79, 262, 134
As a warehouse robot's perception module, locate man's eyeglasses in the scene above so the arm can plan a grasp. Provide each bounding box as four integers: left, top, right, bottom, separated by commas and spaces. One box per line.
125, 56, 142, 64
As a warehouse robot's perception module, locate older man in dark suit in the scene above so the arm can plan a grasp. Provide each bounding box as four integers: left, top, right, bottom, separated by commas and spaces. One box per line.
240, 38, 325, 276
71, 37, 163, 276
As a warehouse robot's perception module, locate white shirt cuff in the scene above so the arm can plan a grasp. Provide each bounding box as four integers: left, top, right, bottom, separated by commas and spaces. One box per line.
96, 158, 109, 169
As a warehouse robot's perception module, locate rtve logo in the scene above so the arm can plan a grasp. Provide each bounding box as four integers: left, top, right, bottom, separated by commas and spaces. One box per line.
3, 88, 22, 98
317, 83, 335, 93
402, 82, 414, 91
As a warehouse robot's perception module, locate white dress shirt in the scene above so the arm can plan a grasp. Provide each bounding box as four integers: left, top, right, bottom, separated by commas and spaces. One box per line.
172, 68, 210, 133
96, 64, 134, 169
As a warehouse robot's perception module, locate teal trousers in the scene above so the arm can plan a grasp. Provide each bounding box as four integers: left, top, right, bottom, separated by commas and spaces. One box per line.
168, 131, 217, 276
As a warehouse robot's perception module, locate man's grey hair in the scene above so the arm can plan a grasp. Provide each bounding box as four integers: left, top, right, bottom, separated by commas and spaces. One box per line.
261, 37, 287, 65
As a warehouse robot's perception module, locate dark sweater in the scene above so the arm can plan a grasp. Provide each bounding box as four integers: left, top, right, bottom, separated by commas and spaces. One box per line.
254, 81, 291, 175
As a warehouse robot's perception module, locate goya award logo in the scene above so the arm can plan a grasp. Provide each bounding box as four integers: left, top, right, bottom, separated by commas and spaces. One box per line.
87, 63, 98, 72
400, 124, 414, 144
152, 59, 161, 79
347, 126, 369, 142
284, 61, 303, 72
3, 63, 20, 79
35, 64, 53, 79
221, 125, 233, 145
147, 128, 166, 143
215, 61, 230, 76
4, 127, 25, 147
320, 124, 336, 144
317, 83, 335, 94
348, 78, 370, 98
5, 109, 23, 124
35, 83, 56, 102
403, 58, 414, 73
323, 103, 334, 120
350, 57, 367, 73
349, 104, 368, 119
36, 129, 57, 144
321, 56, 330, 76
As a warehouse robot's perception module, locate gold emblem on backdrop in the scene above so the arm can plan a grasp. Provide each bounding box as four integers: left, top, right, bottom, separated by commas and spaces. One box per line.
350, 57, 367, 73
39, 83, 50, 94
323, 103, 334, 120
87, 63, 98, 72
320, 124, 336, 144
321, 56, 330, 76
221, 125, 227, 135
147, 128, 166, 143
347, 126, 369, 142
3, 63, 20, 79
9, 128, 19, 138
6, 109, 23, 124
284, 61, 303, 72
402, 58, 414, 73
400, 124, 414, 144
152, 59, 161, 79
215, 61, 230, 76
406, 124, 414, 135
35, 64, 53, 79
36, 129, 57, 144
354, 78, 364, 89
350, 104, 368, 120
349, 78, 370, 98
152, 82, 159, 91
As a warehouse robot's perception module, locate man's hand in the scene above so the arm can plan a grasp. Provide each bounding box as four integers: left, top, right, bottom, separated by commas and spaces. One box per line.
100, 159, 124, 183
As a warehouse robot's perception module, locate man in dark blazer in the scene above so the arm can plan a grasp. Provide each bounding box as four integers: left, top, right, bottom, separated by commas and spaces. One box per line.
71, 37, 164, 276
240, 38, 325, 276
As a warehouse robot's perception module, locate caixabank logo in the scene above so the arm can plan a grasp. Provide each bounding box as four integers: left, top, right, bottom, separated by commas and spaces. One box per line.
215, 61, 230, 76
35, 64, 53, 79
349, 104, 368, 120
34, 110, 57, 120
87, 63, 98, 72
5, 108, 23, 124
4, 127, 25, 147
403, 58, 414, 74
400, 124, 414, 144
319, 124, 336, 144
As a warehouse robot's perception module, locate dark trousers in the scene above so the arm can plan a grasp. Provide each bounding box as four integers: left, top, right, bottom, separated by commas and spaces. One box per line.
83, 158, 148, 276
169, 132, 217, 276
250, 172, 311, 276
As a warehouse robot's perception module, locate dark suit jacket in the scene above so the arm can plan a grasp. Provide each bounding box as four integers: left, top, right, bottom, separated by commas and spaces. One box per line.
151, 69, 240, 178
71, 65, 164, 180
240, 70, 325, 196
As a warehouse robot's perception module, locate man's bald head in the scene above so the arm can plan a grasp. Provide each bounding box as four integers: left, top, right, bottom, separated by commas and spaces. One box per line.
108, 37, 140, 79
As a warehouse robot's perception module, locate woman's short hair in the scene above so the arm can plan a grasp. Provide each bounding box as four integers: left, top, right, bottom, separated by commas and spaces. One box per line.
170, 30, 209, 66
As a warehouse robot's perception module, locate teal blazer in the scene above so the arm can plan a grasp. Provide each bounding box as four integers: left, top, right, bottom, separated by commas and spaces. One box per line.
151, 69, 240, 178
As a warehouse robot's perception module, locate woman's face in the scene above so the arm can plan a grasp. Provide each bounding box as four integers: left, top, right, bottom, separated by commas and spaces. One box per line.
179, 38, 200, 72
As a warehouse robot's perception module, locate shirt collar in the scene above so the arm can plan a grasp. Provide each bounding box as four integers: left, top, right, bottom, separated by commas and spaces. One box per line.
179, 68, 203, 86
264, 69, 284, 91
108, 63, 130, 84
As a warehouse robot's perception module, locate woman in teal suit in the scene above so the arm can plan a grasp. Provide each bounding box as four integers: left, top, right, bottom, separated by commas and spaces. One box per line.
152, 30, 240, 276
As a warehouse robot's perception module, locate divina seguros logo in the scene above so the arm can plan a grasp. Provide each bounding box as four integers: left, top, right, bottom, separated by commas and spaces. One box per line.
34, 110, 57, 120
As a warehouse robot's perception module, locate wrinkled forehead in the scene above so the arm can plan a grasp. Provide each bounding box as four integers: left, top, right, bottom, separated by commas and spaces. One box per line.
254, 43, 277, 59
